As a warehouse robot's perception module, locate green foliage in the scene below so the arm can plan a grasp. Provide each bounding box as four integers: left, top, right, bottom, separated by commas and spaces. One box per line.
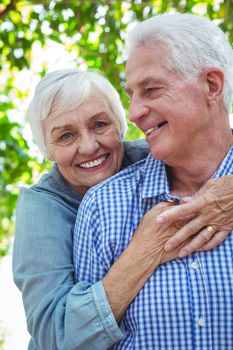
0, 0, 232, 255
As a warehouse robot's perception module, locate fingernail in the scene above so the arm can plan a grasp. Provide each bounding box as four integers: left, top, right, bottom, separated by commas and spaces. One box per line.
164, 243, 174, 251
178, 249, 188, 258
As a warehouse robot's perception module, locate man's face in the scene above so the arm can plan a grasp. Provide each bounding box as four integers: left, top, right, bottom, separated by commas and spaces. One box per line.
126, 45, 212, 167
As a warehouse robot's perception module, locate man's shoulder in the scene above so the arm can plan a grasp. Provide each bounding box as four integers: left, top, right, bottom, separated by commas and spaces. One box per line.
85, 156, 147, 200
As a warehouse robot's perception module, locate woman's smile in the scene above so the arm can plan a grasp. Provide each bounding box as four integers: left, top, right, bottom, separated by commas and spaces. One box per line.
44, 90, 124, 194
77, 153, 109, 170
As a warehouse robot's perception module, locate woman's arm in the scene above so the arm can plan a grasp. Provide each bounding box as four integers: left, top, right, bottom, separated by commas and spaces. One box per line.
156, 175, 233, 256
13, 188, 123, 350
13, 189, 180, 350
103, 202, 184, 321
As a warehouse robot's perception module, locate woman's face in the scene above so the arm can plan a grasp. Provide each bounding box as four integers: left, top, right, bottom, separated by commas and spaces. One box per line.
43, 91, 124, 194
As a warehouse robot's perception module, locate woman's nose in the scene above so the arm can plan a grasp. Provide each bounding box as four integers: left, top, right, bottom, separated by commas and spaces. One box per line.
77, 133, 99, 155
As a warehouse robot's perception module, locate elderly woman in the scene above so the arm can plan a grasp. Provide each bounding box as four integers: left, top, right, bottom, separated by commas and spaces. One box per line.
13, 68, 233, 350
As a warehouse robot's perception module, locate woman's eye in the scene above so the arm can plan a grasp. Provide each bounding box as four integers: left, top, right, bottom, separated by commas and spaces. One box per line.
59, 132, 73, 142
94, 121, 108, 129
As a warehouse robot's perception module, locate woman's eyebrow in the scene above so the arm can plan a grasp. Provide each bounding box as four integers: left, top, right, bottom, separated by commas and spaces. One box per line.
51, 124, 74, 135
89, 112, 110, 121
91, 111, 107, 118
51, 113, 110, 135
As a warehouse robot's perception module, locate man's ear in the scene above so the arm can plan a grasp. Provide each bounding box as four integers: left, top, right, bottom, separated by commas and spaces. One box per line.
204, 67, 224, 105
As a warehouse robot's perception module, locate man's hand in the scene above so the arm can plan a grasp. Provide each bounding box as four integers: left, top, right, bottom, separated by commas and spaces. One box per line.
156, 176, 233, 257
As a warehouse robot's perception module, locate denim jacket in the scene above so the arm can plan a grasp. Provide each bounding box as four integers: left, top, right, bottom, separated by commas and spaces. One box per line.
13, 139, 149, 350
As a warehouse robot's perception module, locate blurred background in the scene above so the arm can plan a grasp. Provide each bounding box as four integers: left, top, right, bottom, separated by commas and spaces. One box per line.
0, 0, 233, 349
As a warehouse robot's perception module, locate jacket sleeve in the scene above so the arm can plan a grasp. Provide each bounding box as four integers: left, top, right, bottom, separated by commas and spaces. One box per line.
13, 188, 123, 350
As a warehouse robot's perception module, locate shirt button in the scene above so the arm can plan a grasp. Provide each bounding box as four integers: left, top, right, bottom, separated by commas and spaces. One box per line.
197, 318, 206, 327
191, 261, 199, 269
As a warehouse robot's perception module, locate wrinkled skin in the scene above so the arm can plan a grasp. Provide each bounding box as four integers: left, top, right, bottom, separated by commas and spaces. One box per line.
156, 176, 233, 256
103, 201, 186, 322
131, 201, 189, 264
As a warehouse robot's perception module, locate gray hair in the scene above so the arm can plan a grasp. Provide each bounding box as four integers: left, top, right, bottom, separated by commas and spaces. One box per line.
125, 13, 233, 114
27, 68, 128, 157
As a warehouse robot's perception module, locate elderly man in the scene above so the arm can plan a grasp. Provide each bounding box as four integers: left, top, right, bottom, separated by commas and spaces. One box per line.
74, 14, 233, 349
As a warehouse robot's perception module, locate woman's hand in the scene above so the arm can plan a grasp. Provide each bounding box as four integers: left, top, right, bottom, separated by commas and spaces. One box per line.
131, 201, 187, 264
156, 176, 233, 257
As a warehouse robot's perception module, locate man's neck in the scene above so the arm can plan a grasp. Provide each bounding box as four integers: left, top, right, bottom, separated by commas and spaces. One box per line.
167, 133, 233, 197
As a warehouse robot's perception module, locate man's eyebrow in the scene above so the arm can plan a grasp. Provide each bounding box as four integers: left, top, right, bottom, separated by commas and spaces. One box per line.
125, 77, 160, 94
139, 77, 159, 87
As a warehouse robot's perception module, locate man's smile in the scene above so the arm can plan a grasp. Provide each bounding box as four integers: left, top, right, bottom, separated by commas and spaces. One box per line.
144, 121, 167, 136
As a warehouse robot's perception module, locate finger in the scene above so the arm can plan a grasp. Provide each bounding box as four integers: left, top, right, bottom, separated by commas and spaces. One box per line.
179, 196, 192, 204
155, 201, 176, 209
156, 197, 205, 224
197, 230, 229, 251
177, 225, 217, 257
164, 216, 205, 251
148, 201, 176, 216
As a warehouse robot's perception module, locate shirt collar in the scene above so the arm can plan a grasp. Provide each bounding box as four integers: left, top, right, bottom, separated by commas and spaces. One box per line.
212, 144, 233, 178
141, 144, 233, 200
141, 154, 171, 200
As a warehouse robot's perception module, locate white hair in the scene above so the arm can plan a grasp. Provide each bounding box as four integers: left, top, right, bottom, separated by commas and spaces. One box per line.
125, 13, 233, 114
27, 68, 128, 157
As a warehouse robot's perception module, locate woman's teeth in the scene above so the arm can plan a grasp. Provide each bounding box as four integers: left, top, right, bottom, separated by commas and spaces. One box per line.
79, 155, 107, 169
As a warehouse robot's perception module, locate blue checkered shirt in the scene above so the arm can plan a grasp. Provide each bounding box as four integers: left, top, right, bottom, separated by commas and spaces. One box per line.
73, 146, 233, 350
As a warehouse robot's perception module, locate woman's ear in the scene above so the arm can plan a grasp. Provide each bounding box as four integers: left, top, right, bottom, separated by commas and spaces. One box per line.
204, 67, 224, 105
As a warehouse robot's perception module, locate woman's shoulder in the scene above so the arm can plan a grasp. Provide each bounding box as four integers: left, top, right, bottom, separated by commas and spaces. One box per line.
18, 164, 82, 213
122, 139, 149, 168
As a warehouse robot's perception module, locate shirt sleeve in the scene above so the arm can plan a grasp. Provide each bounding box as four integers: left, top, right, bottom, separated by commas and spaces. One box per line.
13, 188, 123, 350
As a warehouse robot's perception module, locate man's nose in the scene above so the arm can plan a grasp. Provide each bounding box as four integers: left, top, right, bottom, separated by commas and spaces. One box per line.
78, 133, 99, 155
128, 96, 150, 124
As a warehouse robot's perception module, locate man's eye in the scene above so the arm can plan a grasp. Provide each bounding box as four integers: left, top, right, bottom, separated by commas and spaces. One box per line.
145, 87, 157, 93
145, 87, 163, 96
126, 92, 132, 101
